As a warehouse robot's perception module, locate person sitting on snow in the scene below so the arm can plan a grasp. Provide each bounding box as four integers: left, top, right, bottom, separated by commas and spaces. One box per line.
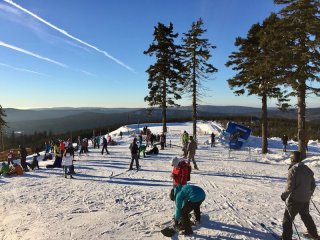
170, 157, 191, 187
171, 184, 206, 235
0, 162, 10, 176
145, 145, 159, 155
9, 163, 23, 176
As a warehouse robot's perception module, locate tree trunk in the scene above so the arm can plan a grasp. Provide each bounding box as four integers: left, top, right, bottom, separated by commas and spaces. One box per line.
162, 78, 167, 133
192, 46, 197, 140
297, 81, 307, 159
261, 94, 268, 154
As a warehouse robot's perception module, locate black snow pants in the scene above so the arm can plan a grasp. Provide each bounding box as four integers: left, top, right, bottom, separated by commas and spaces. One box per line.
180, 199, 204, 233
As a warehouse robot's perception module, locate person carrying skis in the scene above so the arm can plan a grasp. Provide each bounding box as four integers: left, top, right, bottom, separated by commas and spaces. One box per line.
171, 157, 191, 187
281, 134, 289, 152
187, 136, 198, 170
281, 151, 319, 240
129, 137, 140, 170
171, 184, 206, 235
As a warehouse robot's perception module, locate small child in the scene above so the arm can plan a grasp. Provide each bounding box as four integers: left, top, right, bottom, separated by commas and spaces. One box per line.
62, 151, 74, 179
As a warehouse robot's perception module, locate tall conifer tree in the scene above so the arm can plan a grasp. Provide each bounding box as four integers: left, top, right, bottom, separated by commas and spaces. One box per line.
226, 14, 287, 154
144, 22, 185, 133
274, 0, 320, 159
181, 19, 218, 140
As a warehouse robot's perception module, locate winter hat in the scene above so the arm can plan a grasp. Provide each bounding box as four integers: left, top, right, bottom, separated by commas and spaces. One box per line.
291, 151, 301, 163
171, 157, 180, 167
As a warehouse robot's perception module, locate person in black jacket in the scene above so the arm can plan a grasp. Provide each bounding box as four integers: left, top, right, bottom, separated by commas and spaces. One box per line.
281, 151, 318, 240
129, 138, 140, 170
281, 134, 289, 152
19, 146, 32, 171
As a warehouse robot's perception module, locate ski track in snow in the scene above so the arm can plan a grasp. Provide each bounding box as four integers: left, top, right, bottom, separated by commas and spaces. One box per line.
0, 121, 320, 240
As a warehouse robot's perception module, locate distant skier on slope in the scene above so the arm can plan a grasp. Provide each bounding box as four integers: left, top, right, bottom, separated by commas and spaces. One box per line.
281, 151, 319, 240
210, 132, 215, 147
281, 134, 289, 152
171, 184, 206, 235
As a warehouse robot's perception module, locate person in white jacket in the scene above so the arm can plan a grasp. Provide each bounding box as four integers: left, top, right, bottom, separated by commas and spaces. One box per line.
62, 151, 74, 179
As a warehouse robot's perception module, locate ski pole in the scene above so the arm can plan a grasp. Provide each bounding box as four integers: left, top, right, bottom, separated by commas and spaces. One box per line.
311, 199, 320, 215
284, 201, 301, 240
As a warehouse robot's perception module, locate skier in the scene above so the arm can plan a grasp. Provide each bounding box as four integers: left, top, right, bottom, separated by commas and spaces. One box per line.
281, 151, 319, 240
171, 157, 191, 187
187, 136, 198, 170
129, 137, 140, 170
210, 132, 215, 147
101, 136, 109, 155
171, 184, 206, 235
281, 134, 289, 152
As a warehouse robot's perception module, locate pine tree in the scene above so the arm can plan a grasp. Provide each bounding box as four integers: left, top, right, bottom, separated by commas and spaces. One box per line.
274, 0, 320, 159
226, 13, 287, 154
181, 19, 218, 140
0, 105, 6, 151
144, 22, 185, 133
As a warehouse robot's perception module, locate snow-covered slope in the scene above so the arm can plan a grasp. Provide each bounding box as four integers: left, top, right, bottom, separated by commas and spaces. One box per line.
0, 121, 319, 240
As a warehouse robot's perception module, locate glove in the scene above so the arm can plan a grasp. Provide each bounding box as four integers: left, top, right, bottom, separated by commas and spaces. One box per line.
281, 193, 286, 202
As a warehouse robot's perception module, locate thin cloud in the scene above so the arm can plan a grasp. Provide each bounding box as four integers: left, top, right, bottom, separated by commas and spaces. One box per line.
0, 40, 68, 68
4, 0, 135, 73
77, 69, 97, 77
0, 62, 50, 77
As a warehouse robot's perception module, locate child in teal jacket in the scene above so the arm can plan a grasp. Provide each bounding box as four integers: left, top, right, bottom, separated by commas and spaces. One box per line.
173, 184, 206, 235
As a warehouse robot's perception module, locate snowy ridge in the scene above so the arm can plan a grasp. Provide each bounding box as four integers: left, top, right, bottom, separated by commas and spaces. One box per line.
0, 121, 319, 239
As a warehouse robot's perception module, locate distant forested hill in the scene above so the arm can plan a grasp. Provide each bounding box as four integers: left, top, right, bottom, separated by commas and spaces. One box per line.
3, 106, 320, 134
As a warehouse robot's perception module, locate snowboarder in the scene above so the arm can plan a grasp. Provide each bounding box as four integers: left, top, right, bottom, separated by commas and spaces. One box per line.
129, 137, 140, 170
281, 134, 289, 152
170, 157, 191, 187
210, 132, 215, 147
281, 151, 319, 240
187, 136, 198, 170
171, 184, 206, 235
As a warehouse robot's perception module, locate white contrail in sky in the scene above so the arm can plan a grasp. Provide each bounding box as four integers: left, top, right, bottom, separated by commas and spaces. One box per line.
4, 0, 135, 73
0, 40, 68, 68
0, 62, 50, 77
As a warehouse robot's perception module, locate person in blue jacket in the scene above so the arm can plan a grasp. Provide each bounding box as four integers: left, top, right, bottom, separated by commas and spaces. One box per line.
172, 184, 206, 235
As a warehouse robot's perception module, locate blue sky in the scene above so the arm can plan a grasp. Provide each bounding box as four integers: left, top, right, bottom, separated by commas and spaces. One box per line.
0, 0, 318, 109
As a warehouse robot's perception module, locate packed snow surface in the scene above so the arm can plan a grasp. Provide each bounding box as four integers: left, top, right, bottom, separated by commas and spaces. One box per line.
1, 121, 320, 240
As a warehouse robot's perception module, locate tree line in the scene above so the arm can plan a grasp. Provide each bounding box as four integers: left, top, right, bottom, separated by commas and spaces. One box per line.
144, 0, 320, 158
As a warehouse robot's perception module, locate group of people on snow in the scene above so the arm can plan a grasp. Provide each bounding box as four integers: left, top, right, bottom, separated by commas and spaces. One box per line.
1, 127, 318, 239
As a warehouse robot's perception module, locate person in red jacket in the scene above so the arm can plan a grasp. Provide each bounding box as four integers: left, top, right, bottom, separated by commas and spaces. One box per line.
171, 157, 191, 187
59, 140, 65, 159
